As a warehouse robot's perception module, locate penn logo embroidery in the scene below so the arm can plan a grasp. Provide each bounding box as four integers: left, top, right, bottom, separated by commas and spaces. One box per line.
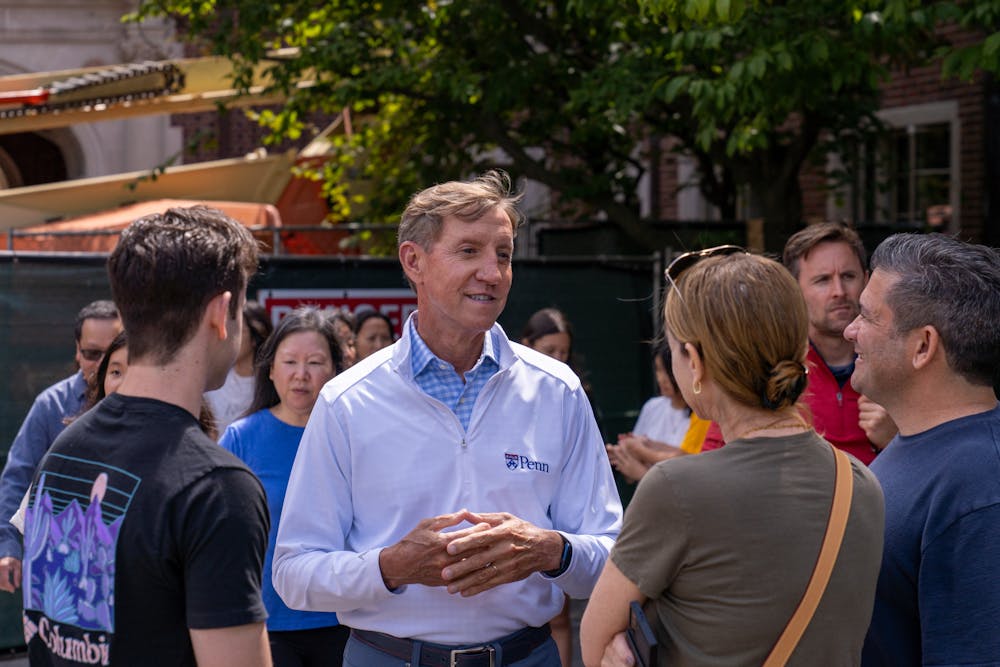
504, 452, 550, 473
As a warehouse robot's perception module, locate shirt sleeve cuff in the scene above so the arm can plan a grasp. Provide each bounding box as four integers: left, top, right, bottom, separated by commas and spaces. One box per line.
540, 532, 573, 579
365, 546, 408, 596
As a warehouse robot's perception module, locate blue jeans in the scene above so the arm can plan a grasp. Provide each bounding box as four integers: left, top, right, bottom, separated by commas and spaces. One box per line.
343, 633, 560, 667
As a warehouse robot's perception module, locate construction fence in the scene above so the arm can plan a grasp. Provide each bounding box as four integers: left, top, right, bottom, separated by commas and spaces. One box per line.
0, 251, 663, 649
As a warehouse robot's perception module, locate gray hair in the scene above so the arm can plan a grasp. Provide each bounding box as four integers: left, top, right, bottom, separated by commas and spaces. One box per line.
397, 170, 523, 250
75, 300, 119, 342
871, 233, 1000, 387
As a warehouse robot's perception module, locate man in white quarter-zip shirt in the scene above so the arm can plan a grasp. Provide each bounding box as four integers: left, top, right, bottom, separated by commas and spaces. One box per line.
273, 171, 622, 667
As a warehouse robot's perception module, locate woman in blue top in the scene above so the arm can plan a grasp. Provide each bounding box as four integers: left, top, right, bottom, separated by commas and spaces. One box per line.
221, 307, 347, 667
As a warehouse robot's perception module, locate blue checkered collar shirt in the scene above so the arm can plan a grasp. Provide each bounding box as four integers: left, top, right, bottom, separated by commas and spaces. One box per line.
407, 313, 500, 431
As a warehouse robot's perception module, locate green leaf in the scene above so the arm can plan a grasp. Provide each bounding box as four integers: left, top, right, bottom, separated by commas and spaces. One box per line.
717, 0, 731, 21
664, 75, 690, 101
809, 39, 828, 63
696, 123, 716, 151
985, 32, 1000, 57
729, 60, 745, 81
686, 0, 711, 21
129, 0, 1000, 252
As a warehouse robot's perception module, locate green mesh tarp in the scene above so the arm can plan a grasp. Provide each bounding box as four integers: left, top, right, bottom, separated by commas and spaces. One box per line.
0, 252, 658, 649
0, 253, 660, 453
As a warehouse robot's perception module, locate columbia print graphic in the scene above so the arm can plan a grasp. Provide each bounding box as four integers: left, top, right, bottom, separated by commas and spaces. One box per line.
23, 454, 140, 643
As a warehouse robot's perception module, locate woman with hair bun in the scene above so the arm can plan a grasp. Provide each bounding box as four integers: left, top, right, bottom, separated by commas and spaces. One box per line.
582, 249, 885, 666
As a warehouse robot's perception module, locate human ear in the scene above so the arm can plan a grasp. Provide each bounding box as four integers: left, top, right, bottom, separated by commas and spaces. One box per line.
399, 241, 424, 286
911, 325, 939, 371
207, 291, 233, 340
684, 342, 705, 384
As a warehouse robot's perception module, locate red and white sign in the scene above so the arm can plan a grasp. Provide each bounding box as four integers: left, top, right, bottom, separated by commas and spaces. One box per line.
257, 288, 417, 337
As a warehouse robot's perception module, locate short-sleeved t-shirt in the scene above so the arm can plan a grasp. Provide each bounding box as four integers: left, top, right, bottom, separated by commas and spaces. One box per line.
863, 405, 1000, 666
612, 430, 884, 666
22, 393, 269, 666
633, 396, 690, 447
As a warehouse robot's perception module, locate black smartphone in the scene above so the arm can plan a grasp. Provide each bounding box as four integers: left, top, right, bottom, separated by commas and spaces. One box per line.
625, 600, 658, 667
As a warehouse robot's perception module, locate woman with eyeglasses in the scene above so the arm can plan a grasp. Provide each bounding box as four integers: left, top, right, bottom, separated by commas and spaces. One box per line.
581, 249, 885, 667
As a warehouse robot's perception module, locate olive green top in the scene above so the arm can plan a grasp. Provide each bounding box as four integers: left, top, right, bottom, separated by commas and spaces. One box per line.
611, 430, 884, 667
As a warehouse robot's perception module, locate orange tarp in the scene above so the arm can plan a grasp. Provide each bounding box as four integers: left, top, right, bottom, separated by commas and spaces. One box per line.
274, 159, 355, 255
11, 199, 281, 253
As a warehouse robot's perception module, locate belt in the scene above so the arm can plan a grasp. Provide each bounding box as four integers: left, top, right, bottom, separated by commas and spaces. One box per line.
352, 624, 551, 667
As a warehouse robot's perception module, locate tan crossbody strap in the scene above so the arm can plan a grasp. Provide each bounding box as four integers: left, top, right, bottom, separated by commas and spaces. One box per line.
762, 446, 853, 667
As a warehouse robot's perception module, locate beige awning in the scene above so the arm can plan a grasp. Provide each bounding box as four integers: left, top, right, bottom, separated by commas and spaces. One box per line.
0, 151, 295, 230
10, 198, 281, 252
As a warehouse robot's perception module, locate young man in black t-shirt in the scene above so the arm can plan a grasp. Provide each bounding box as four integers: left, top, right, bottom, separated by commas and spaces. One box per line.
22, 206, 272, 667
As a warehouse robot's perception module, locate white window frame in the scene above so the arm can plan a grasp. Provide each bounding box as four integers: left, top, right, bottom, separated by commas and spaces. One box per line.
878, 101, 961, 231
829, 101, 960, 231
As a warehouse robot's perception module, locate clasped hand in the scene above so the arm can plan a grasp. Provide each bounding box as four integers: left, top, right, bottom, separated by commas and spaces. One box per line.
606, 432, 683, 482
378, 509, 562, 597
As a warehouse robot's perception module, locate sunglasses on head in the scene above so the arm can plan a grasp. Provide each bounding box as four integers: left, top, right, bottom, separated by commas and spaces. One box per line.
664, 245, 747, 283
78, 348, 105, 362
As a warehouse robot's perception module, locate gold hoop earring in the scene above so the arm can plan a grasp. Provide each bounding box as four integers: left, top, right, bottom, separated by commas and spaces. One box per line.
692, 380, 702, 395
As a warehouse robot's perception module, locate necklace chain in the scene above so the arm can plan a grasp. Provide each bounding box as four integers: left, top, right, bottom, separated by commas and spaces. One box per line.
731, 417, 809, 442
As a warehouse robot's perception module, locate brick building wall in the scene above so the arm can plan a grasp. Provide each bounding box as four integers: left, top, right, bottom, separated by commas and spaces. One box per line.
171, 107, 316, 163
647, 136, 679, 220
800, 165, 828, 222
647, 24, 991, 243
172, 39, 324, 163
877, 24, 988, 240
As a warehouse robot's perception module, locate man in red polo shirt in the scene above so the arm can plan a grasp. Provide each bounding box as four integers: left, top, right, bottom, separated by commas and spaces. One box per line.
783, 223, 896, 463
703, 223, 895, 462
